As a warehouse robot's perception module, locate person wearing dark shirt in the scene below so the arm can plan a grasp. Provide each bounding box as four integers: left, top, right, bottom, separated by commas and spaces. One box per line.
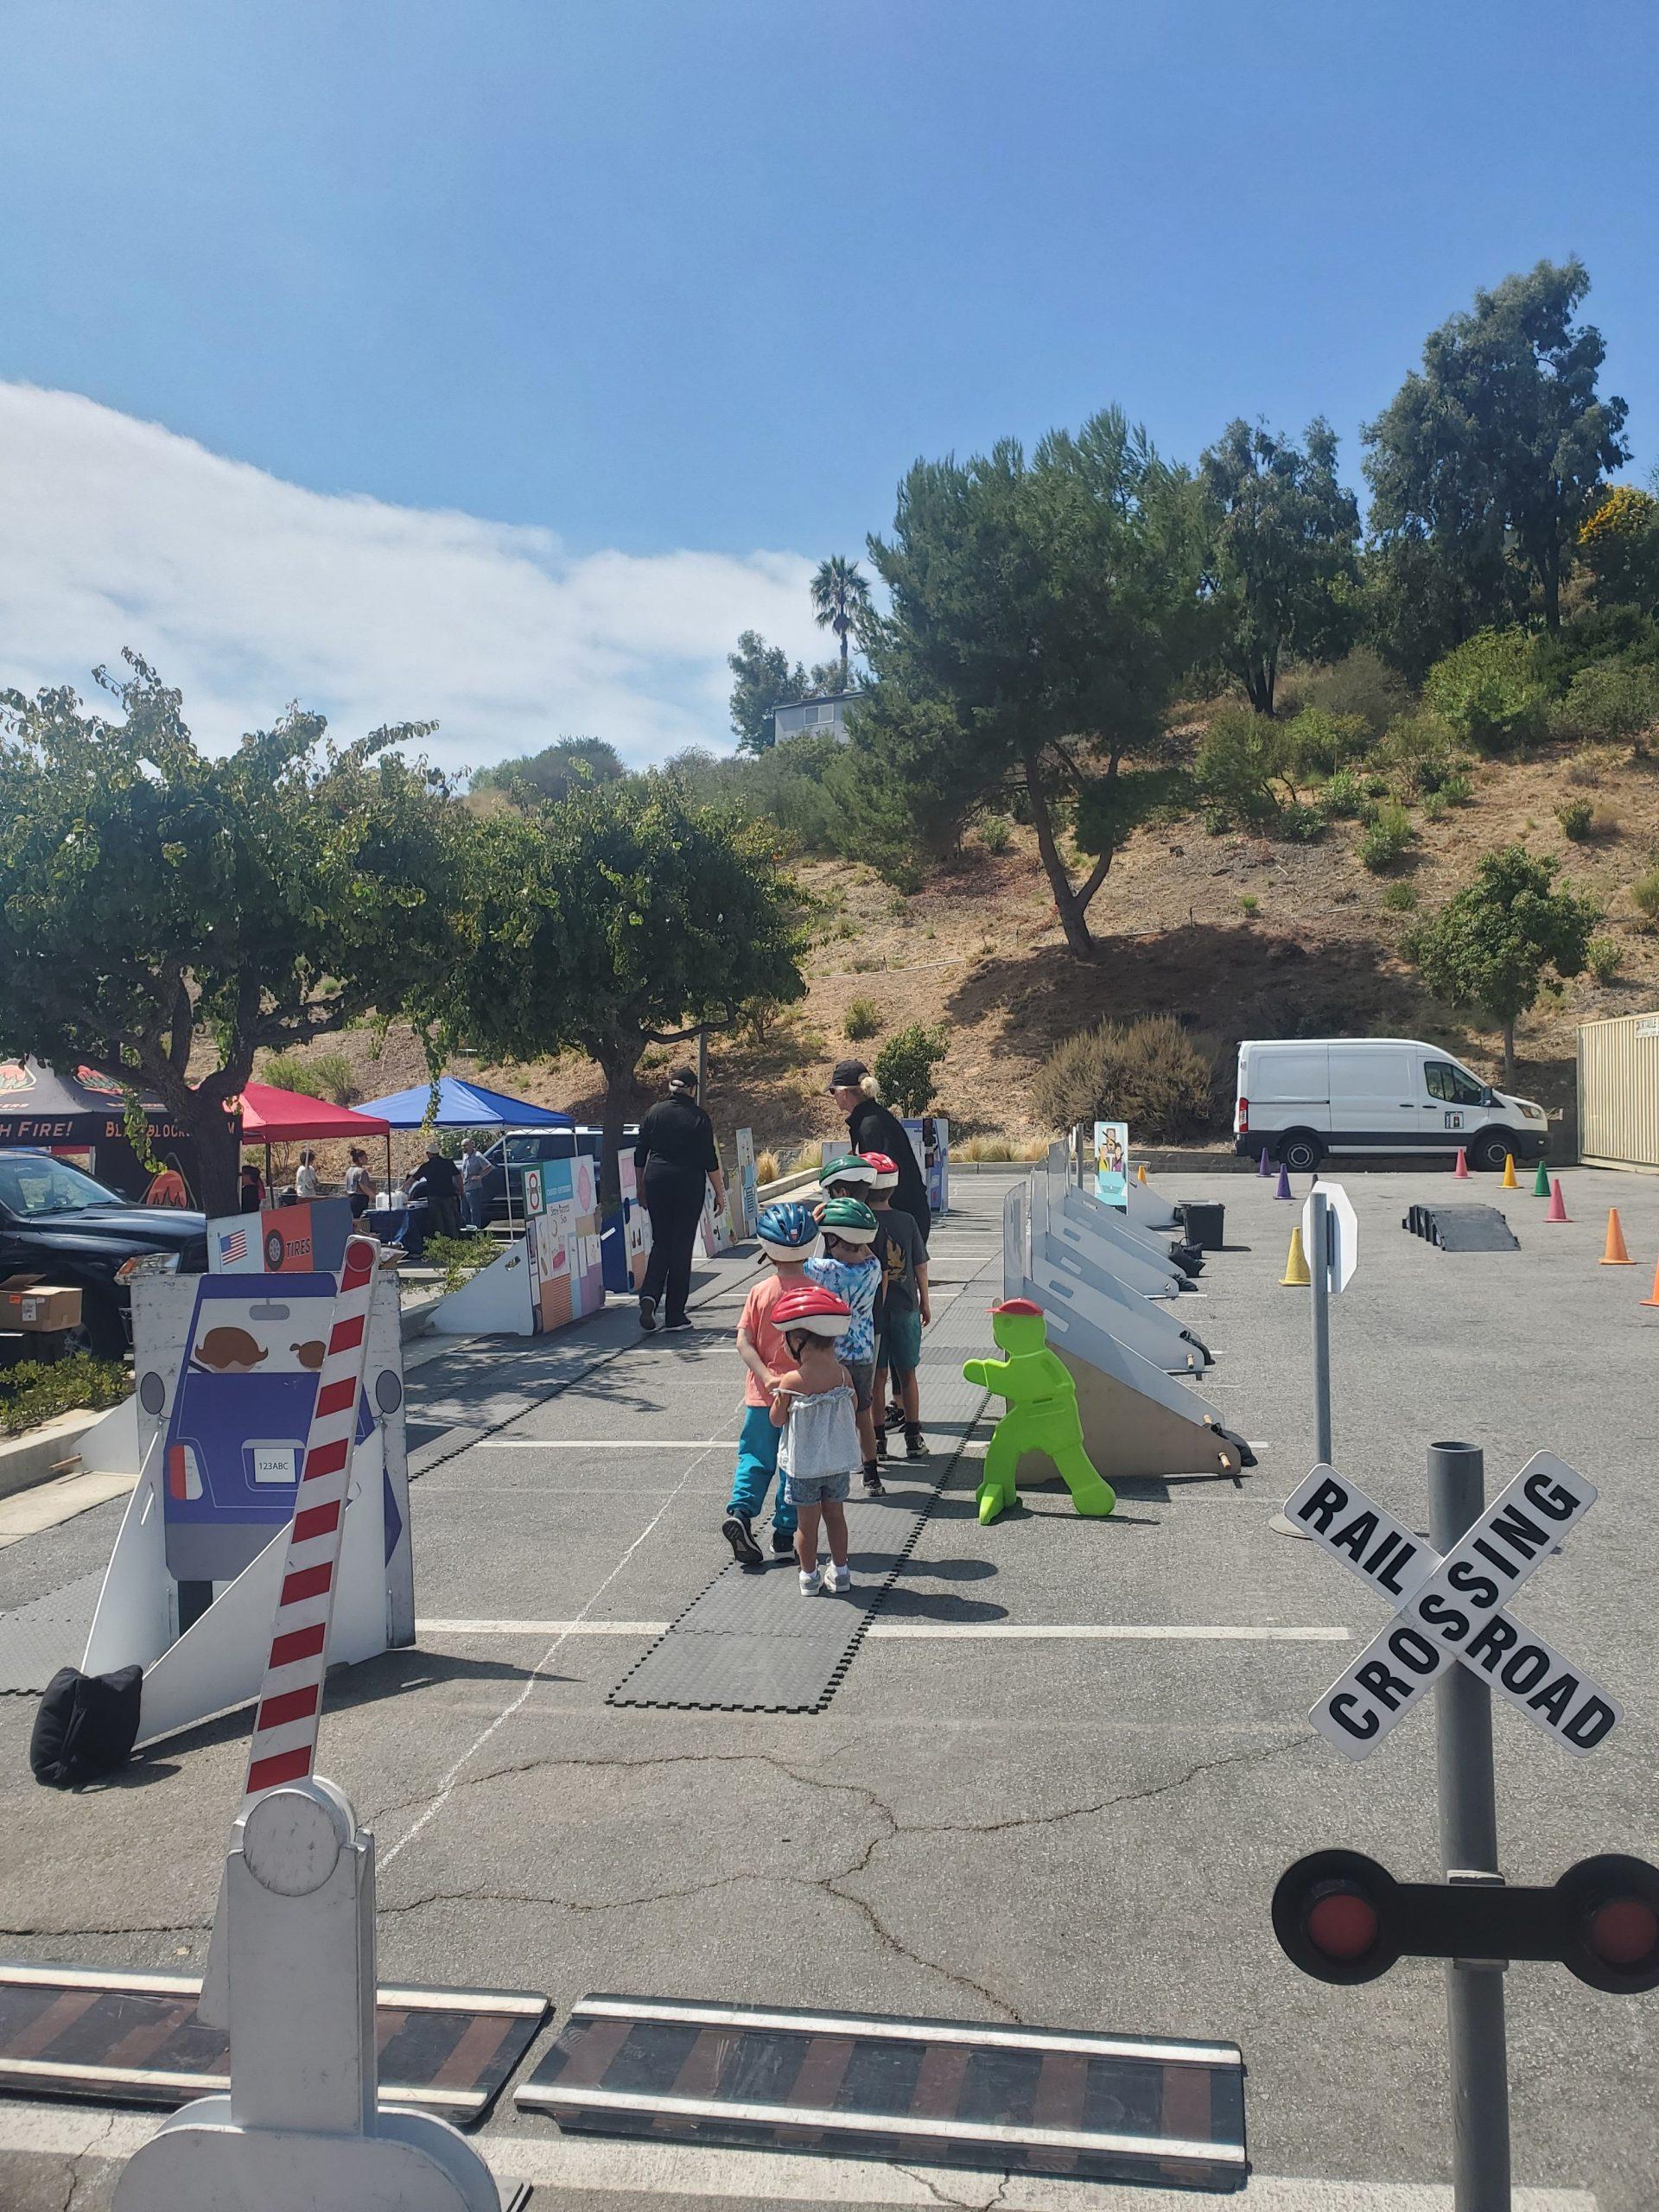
238, 1162, 264, 1215
633, 1068, 725, 1332
404, 1141, 461, 1240
829, 1059, 931, 1247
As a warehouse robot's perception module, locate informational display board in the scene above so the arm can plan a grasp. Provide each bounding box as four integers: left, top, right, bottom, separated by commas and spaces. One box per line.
524, 1153, 605, 1331
902, 1116, 950, 1214
1093, 1121, 1129, 1210
207, 1196, 354, 1277
734, 1128, 759, 1240
619, 1152, 652, 1289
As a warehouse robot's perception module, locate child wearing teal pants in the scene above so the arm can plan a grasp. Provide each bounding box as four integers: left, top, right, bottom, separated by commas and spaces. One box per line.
722, 1201, 822, 1567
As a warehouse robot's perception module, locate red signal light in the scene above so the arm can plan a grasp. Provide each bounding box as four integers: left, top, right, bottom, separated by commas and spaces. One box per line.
1306, 1886, 1381, 1962
1586, 1898, 1658, 1969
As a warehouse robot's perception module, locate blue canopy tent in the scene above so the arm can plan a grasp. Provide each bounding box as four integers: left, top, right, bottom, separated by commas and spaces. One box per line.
356, 1079, 574, 1230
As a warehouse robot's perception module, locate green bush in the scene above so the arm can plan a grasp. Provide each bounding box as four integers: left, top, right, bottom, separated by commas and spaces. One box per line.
1240, 893, 1259, 916
1630, 868, 1659, 928
1032, 1014, 1219, 1142
420, 1235, 496, 1300
1382, 881, 1418, 912
1586, 935, 1623, 982
1553, 657, 1659, 744
1420, 792, 1448, 823
0, 1354, 129, 1440
1282, 708, 1370, 779
977, 813, 1014, 855
1557, 798, 1595, 842
1423, 629, 1549, 752
1364, 775, 1391, 798
1322, 770, 1366, 819
260, 1049, 359, 1105
1440, 771, 1472, 805
1294, 649, 1413, 740
1357, 804, 1415, 873
1275, 800, 1328, 843
1194, 705, 1283, 829
873, 1023, 949, 1116
844, 997, 883, 1041
1376, 711, 1464, 797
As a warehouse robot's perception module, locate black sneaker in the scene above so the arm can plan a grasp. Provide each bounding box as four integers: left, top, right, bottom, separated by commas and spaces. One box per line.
874, 1426, 889, 1460
639, 1295, 658, 1333
722, 1511, 763, 1567
770, 1526, 796, 1556
664, 1315, 694, 1331
905, 1427, 928, 1460
862, 1462, 885, 1496
886, 1399, 905, 1429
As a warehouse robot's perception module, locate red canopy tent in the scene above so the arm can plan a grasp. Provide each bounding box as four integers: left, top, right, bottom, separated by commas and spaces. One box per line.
236, 1083, 392, 1191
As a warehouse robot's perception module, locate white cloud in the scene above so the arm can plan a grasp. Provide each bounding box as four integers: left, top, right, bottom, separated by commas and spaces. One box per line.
0, 384, 827, 772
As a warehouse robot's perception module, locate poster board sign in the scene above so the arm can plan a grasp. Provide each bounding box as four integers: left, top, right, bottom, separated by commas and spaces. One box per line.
620, 1152, 652, 1289
698, 1141, 734, 1255
525, 1154, 604, 1332
903, 1116, 950, 1214
207, 1196, 353, 1276
1093, 1120, 1129, 1210
734, 1128, 759, 1239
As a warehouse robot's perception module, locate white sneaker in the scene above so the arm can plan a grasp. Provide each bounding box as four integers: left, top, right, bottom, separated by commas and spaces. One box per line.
798, 1566, 822, 1596
827, 1560, 851, 1593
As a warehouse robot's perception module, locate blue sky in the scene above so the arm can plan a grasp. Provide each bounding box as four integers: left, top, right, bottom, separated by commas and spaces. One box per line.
3, 1, 1656, 766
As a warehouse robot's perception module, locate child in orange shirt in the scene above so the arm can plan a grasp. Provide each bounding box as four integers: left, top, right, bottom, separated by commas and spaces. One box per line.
721, 1202, 822, 1566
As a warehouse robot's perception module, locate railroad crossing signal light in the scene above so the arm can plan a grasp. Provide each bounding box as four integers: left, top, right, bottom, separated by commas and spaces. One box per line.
1274, 1849, 1659, 1995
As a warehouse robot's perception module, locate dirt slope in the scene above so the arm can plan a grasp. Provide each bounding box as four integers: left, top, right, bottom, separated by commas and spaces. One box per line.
255, 741, 1659, 1171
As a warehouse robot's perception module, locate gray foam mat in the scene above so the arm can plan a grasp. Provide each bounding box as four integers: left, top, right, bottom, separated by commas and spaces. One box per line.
0, 1571, 104, 1694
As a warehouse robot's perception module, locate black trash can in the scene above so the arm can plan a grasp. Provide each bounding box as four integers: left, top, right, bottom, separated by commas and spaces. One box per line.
1175, 1199, 1226, 1252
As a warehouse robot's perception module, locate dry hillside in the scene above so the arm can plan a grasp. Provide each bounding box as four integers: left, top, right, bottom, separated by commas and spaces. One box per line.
255, 738, 1659, 1174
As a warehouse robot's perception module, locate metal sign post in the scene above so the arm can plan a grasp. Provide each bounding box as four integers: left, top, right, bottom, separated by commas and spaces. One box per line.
1307, 1190, 1332, 1466
1281, 1444, 1624, 2210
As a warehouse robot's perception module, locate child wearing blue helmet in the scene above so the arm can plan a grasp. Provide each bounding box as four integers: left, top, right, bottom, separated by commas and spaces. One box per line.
721, 1200, 822, 1566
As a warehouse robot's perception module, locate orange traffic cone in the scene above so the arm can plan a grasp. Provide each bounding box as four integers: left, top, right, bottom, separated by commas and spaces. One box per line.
1546, 1177, 1570, 1224
1136, 1161, 1147, 1184
1641, 1255, 1659, 1307
1452, 1147, 1469, 1179
1601, 1207, 1634, 1265
1501, 1154, 1518, 1189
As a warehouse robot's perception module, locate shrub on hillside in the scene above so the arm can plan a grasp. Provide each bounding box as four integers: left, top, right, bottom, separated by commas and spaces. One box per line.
873, 1023, 948, 1116
1281, 708, 1370, 780
844, 997, 883, 1041
1586, 935, 1623, 982
1630, 867, 1659, 929
260, 1050, 359, 1105
1376, 711, 1464, 797
1322, 770, 1366, 818
1424, 630, 1549, 752
1552, 658, 1659, 746
1031, 1014, 1219, 1143
1293, 649, 1413, 740
1357, 804, 1415, 873
977, 813, 1014, 855
1193, 705, 1282, 829
1382, 881, 1418, 912
1557, 798, 1595, 842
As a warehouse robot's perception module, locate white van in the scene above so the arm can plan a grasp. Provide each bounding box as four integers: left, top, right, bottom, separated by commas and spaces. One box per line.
1234, 1039, 1548, 1174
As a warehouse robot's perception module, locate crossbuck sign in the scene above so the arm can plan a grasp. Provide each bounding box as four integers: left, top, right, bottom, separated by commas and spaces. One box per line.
1285, 1457, 1620, 1762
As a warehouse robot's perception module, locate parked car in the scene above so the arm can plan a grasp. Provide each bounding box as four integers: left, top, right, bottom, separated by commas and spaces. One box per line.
0, 1151, 207, 1357
1234, 1038, 1548, 1174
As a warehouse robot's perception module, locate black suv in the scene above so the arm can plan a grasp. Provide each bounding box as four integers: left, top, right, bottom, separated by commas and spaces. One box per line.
0, 1152, 207, 1357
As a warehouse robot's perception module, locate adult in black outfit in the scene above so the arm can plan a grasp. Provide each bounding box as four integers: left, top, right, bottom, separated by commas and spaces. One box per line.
830, 1058, 931, 1247
634, 1067, 726, 1332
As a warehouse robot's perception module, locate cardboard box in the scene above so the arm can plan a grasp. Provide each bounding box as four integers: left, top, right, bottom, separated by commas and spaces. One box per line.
0, 1277, 83, 1332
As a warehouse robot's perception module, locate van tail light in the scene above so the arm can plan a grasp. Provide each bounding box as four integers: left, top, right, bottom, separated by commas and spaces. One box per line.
1237, 1096, 1249, 1135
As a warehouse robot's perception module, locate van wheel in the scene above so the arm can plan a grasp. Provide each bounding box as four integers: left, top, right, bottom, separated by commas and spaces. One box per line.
1280, 1133, 1323, 1174
1471, 1131, 1511, 1174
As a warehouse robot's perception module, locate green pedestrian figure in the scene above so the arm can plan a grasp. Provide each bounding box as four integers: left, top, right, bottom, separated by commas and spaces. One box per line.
963, 1299, 1116, 1526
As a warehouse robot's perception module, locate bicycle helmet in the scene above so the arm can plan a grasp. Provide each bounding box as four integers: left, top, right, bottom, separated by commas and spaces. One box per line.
859, 1149, 900, 1191
819, 1195, 879, 1244
818, 1152, 879, 1192
755, 1199, 821, 1262
772, 1283, 852, 1338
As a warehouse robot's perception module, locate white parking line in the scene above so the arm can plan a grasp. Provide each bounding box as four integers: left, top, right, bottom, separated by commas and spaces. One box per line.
0, 2101, 1594, 2212
477, 1439, 731, 1450
421, 1618, 671, 1637
867, 1624, 1349, 1642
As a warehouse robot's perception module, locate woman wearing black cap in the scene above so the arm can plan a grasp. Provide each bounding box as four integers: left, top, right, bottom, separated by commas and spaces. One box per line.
633, 1066, 726, 1331
829, 1059, 931, 1247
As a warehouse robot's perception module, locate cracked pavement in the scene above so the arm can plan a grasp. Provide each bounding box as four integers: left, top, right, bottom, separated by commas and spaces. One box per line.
0, 1172, 1656, 2209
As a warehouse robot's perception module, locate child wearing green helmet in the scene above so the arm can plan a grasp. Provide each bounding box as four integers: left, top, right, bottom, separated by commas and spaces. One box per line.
805, 1194, 885, 1495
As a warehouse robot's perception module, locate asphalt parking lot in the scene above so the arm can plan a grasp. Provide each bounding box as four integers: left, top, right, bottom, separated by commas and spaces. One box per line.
0, 1163, 1654, 2210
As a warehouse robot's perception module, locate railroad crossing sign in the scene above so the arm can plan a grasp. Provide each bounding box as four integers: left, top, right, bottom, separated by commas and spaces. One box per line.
1305, 1179, 1358, 1293
1285, 1456, 1621, 1762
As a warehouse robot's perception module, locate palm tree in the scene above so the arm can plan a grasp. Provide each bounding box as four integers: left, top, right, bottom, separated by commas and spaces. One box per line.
809, 556, 872, 690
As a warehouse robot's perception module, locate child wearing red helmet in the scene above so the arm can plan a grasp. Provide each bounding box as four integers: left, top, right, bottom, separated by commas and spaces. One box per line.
768, 1284, 860, 1595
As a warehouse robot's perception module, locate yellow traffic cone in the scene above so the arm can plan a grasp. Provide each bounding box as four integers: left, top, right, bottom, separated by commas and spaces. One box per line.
1136, 1161, 1147, 1184
1501, 1154, 1518, 1189
1601, 1207, 1634, 1266
1281, 1224, 1312, 1287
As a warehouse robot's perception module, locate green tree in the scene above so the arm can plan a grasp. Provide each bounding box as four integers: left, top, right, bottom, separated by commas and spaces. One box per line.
444, 774, 806, 1205
860, 408, 1205, 958
1409, 844, 1600, 1084
1363, 259, 1630, 654
1198, 417, 1359, 715
728, 630, 806, 753
0, 655, 464, 1215
874, 1023, 948, 1117
470, 736, 625, 805
809, 556, 873, 690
